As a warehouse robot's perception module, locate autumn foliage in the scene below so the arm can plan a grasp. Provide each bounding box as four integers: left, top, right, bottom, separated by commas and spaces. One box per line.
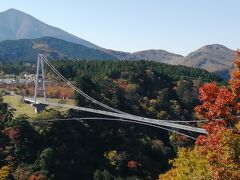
195, 50, 240, 125
0, 166, 10, 180
28, 172, 47, 180
196, 123, 240, 179
2, 127, 20, 141
194, 82, 237, 123
230, 50, 240, 96
160, 50, 240, 180
127, 160, 138, 169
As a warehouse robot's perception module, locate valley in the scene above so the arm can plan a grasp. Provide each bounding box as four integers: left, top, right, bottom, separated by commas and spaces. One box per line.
0, 5, 239, 180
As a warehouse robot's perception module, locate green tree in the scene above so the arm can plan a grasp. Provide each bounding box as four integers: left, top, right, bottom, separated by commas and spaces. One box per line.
94, 169, 114, 180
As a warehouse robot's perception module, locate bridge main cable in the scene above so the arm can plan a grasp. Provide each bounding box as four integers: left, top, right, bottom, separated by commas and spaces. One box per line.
35, 55, 207, 134
28, 98, 207, 134
41, 55, 128, 115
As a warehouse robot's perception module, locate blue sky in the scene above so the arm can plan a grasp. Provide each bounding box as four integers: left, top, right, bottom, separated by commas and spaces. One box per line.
0, 0, 240, 55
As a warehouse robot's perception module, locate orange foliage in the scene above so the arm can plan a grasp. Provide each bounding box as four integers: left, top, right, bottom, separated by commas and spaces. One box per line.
230, 50, 240, 98
28, 172, 47, 180
195, 122, 240, 179
196, 121, 227, 155
47, 84, 74, 98
113, 78, 129, 89
194, 82, 237, 123
194, 50, 240, 179
195, 50, 240, 124
21, 83, 74, 98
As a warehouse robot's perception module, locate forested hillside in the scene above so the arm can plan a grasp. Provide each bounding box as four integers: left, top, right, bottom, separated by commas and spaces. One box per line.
50, 60, 222, 120
0, 60, 223, 179
51, 60, 222, 81
0, 37, 116, 62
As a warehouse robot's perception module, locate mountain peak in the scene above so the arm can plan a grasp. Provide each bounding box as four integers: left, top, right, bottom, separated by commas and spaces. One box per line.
188, 44, 233, 56
198, 44, 232, 51
0, 9, 101, 50
1, 8, 28, 16
184, 44, 234, 73
4, 8, 22, 12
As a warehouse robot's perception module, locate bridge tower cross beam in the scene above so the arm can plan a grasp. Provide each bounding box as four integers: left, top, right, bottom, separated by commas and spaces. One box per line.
34, 54, 47, 103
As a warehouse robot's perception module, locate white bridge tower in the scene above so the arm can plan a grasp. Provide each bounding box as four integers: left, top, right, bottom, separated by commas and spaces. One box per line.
34, 54, 47, 103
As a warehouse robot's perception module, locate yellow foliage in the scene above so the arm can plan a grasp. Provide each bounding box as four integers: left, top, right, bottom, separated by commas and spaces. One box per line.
126, 83, 139, 93
236, 121, 240, 130
0, 166, 10, 180
104, 150, 118, 166
149, 99, 157, 106
148, 106, 156, 114
213, 129, 240, 179
160, 148, 213, 180
160, 127, 240, 180
157, 111, 168, 119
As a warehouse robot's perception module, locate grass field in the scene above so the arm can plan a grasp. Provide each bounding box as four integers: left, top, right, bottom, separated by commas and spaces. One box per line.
3, 95, 75, 117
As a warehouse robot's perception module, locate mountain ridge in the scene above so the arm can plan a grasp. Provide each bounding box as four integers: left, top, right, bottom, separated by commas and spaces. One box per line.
0, 8, 101, 50
0, 36, 117, 61
0, 8, 236, 78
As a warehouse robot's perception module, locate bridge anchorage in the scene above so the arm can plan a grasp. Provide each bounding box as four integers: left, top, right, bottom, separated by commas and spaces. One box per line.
24, 54, 208, 138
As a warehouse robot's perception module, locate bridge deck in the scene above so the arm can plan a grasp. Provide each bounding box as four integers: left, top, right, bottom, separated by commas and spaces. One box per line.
24, 97, 207, 134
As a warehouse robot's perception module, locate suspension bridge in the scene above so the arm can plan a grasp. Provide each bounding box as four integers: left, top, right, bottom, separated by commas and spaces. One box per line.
23, 54, 207, 138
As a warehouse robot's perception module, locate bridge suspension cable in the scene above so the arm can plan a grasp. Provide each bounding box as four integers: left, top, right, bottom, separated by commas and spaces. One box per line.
41, 55, 128, 115
27, 98, 207, 134
31, 117, 197, 139
42, 56, 206, 125
162, 120, 208, 123
26, 54, 207, 135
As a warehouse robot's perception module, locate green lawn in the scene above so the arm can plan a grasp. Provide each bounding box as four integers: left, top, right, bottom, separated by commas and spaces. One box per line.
3, 95, 75, 117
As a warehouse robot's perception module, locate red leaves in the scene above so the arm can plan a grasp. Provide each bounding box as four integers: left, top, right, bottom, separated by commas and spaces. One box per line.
195, 50, 240, 124
127, 160, 137, 169
161, 50, 240, 180
195, 83, 237, 122
2, 127, 20, 141
198, 82, 219, 102
230, 50, 240, 98
196, 122, 226, 148
194, 53, 240, 178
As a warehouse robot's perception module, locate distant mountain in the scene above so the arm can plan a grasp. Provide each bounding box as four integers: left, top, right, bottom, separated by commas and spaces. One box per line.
109, 45, 235, 75
183, 44, 234, 72
0, 37, 117, 61
0, 9, 236, 78
132, 49, 184, 64
0, 8, 101, 50
116, 45, 235, 78
108, 49, 184, 64
0, 36, 234, 79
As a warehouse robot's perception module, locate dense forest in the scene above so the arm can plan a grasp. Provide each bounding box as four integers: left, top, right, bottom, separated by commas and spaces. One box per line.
0, 62, 35, 75
50, 60, 222, 81
0, 59, 233, 180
